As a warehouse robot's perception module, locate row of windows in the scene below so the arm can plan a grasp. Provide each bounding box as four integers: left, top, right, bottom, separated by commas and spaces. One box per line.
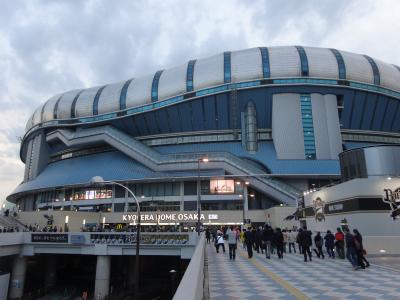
259, 47, 271, 78
29, 76, 400, 139
223, 51, 231, 83
342, 133, 400, 144
186, 60, 196, 92
300, 94, 316, 159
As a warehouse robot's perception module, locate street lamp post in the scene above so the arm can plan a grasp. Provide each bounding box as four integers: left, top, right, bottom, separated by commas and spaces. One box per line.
197, 158, 208, 236
90, 176, 141, 300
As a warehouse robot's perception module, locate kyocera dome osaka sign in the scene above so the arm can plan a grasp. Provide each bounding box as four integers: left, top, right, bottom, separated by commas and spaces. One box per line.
8, 46, 400, 213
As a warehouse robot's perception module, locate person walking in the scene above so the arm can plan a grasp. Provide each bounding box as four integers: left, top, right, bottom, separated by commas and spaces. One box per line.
262, 225, 274, 259
296, 228, 303, 254
241, 228, 247, 249
274, 228, 284, 259
244, 227, 255, 258
299, 226, 312, 262
227, 226, 238, 260
324, 230, 335, 258
353, 229, 370, 268
313, 232, 325, 259
282, 230, 288, 253
205, 228, 211, 244
335, 227, 345, 259
215, 233, 225, 253
288, 229, 296, 253
344, 228, 359, 270
255, 227, 263, 254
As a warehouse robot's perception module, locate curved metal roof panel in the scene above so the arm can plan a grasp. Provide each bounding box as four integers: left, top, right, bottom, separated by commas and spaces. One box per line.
340, 50, 374, 84
269, 46, 301, 78
193, 53, 224, 90
125, 73, 153, 108
26, 46, 400, 133
158, 63, 187, 100
74, 86, 102, 118
374, 58, 400, 92
97, 81, 125, 115
231, 47, 263, 82
305, 46, 338, 79
55, 89, 81, 120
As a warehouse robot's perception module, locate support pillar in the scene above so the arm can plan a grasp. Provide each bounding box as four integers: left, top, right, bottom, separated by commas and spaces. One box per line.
9, 256, 27, 299
44, 255, 57, 290
243, 185, 249, 219
94, 256, 111, 300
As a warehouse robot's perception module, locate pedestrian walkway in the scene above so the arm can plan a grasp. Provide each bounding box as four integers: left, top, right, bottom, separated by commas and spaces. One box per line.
207, 242, 400, 299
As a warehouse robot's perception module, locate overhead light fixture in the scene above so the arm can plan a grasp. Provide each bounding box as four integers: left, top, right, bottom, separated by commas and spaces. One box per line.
202, 158, 209, 163
249, 194, 255, 197
236, 181, 241, 185
141, 195, 145, 198
387, 177, 392, 180
280, 204, 283, 207
379, 249, 386, 253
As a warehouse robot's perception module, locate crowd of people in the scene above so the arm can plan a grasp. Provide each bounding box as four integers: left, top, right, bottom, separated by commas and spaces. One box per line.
205, 224, 370, 271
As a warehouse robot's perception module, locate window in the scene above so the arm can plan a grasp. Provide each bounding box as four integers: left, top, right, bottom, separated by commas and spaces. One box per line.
186, 60, 196, 92
114, 203, 125, 212
184, 181, 197, 195
330, 49, 346, 79
223, 51, 231, 83
259, 47, 270, 78
364, 55, 380, 85
295, 46, 309, 77
92, 85, 106, 115
119, 78, 134, 110
300, 94, 316, 159
151, 70, 163, 102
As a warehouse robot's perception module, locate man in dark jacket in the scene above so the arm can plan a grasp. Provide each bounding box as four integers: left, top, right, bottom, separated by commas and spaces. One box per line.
255, 227, 263, 254
344, 227, 359, 270
324, 230, 335, 258
273, 228, 284, 259
262, 225, 274, 259
244, 227, 255, 258
299, 226, 312, 262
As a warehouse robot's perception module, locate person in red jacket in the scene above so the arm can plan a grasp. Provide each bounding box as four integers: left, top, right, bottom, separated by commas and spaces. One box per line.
335, 227, 345, 259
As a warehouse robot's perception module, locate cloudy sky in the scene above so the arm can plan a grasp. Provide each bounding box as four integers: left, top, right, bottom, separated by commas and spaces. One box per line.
1, 0, 400, 205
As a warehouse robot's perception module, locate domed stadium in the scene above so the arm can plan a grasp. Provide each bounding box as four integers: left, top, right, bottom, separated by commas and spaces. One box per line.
9, 46, 400, 220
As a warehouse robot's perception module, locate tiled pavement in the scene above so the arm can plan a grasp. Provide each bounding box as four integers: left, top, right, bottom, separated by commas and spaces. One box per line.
207, 242, 400, 299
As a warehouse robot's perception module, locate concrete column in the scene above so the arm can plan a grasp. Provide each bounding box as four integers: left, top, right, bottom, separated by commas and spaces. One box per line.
9, 256, 27, 299
243, 185, 249, 211
44, 255, 57, 290
94, 256, 111, 300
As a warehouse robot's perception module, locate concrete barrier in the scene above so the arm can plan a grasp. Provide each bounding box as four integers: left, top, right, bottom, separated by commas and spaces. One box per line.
173, 234, 205, 300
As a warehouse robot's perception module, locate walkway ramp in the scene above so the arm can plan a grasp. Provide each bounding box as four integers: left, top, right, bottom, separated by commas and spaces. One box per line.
207, 242, 400, 299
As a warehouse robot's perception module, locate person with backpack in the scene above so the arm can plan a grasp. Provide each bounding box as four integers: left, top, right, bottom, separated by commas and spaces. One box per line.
296, 228, 303, 254
335, 227, 345, 259
215, 232, 225, 253
324, 230, 335, 258
273, 227, 284, 259
313, 232, 325, 259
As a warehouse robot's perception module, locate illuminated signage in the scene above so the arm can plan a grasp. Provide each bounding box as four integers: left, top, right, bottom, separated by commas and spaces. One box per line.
210, 179, 234, 194
31, 234, 68, 243
121, 213, 218, 223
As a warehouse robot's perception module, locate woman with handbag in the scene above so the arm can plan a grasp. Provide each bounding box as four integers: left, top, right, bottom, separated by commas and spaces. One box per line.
353, 229, 370, 268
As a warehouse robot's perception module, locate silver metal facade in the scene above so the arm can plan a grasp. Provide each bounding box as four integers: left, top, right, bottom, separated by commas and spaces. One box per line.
231, 48, 263, 82
272, 93, 305, 159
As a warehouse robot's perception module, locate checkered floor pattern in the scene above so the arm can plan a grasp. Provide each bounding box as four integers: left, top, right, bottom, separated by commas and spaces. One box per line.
207, 242, 400, 299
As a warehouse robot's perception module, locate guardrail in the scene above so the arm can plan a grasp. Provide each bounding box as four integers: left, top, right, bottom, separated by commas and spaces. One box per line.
173, 233, 206, 300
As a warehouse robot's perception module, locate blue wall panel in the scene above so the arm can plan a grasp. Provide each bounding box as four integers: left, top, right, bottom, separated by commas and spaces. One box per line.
178, 102, 194, 131
216, 93, 229, 129
350, 91, 367, 129
191, 99, 205, 131
371, 95, 388, 131
143, 113, 160, 134
134, 115, 150, 136
360, 93, 377, 130
382, 99, 398, 132
166, 106, 182, 133
340, 91, 355, 128
203, 96, 217, 130
155, 109, 171, 134
391, 103, 400, 132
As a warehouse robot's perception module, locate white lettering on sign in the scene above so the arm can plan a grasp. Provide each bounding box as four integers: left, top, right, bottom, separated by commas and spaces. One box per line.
208, 214, 218, 220
328, 204, 343, 212
122, 213, 206, 223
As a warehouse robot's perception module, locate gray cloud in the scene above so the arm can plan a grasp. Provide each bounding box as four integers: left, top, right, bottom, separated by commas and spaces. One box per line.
0, 0, 399, 202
